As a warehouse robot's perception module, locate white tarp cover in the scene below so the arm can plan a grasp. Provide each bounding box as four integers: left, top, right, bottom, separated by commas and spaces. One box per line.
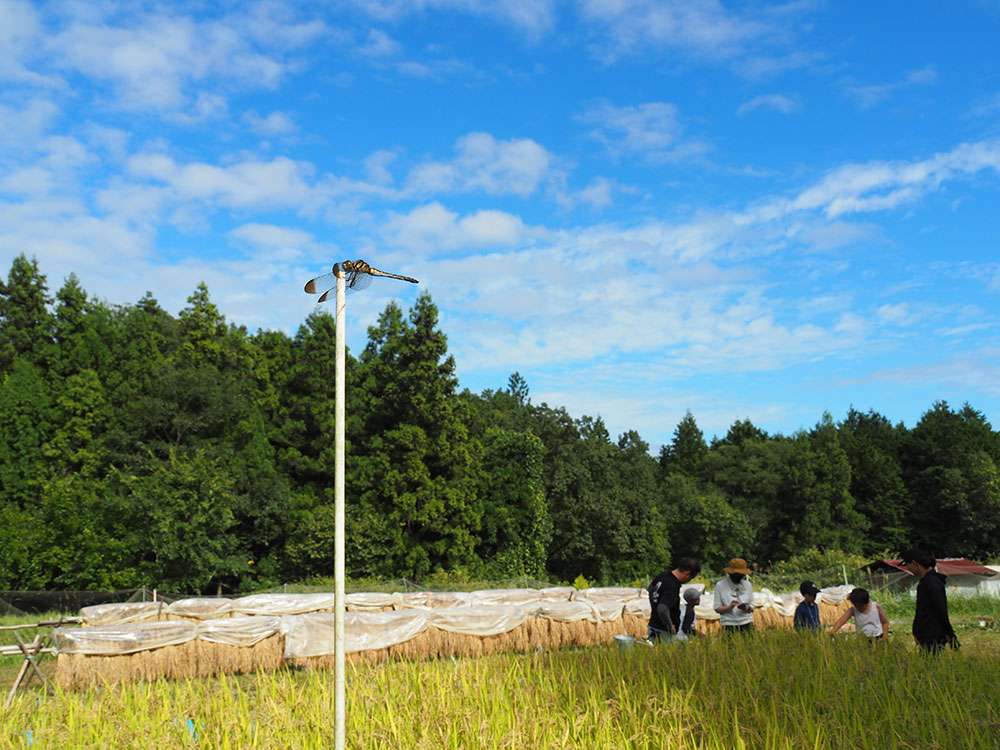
167, 598, 234, 619
816, 585, 853, 605
280, 611, 429, 658
428, 605, 536, 636
572, 587, 643, 603
539, 586, 576, 601
464, 589, 543, 607
344, 592, 399, 610
590, 600, 626, 621
538, 601, 604, 622
56, 621, 197, 655
56, 617, 283, 655
233, 593, 334, 616
622, 598, 651, 617
80, 602, 164, 626
395, 592, 432, 609
198, 616, 281, 647
427, 591, 474, 608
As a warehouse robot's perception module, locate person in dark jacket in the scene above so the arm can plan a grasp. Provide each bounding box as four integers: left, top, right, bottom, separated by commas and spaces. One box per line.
793, 581, 821, 631
647, 558, 701, 641
900, 549, 959, 653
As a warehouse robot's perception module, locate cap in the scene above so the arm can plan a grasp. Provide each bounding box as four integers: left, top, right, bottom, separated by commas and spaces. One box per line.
799, 581, 820, 597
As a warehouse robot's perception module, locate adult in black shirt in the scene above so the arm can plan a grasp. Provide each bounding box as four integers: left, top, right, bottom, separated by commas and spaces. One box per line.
900, 549, 958, 653
647, 558, 701, 641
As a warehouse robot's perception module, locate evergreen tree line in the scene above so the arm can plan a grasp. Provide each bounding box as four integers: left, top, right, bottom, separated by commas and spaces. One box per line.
1, 255, 998, 593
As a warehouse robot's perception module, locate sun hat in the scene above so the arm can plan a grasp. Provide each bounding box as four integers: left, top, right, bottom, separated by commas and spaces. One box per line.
799, 581, 820, 597
722, 558, 752, 576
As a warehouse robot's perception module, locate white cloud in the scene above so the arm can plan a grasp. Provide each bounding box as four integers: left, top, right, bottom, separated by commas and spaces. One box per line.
230, 223, 314, 251
353, 0, 557, 38
127, 152, 321, 211
384, 202, 535, 251
0, 99, 60, 152
578, 101, 707, 163
876, 303, 916, 325
579, 0, 768, 61
359, 28, 403, 57
739, 51, 822, 79
0, 0, 59, 86
968, 92, 1000, 119
738, 93, 798, 115
37, 6, 324, 112
871, 351, 1000, 397
244, 110, 298, 137
364, 150, 398, 186
405, 132, 553, 196
574, 177, 615, 209
843, 66, 937, 109
786, 140, 1000, 218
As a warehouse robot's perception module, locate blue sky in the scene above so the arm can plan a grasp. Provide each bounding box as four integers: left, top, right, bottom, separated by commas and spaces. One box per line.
2, 1, 999, 446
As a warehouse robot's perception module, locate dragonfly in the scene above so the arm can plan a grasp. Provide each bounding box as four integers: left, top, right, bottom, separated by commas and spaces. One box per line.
304, 260, 419, 303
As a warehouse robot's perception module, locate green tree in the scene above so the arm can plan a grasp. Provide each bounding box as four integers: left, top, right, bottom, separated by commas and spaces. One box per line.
659, 411, 708, 478
662, 473, 753, 571
838, 408, 911, 553
349, 295, 480, 578
0, 255, 53, 371
476, 428, 551, 578
904, 402, 1000, 557
117, 450, 244, 591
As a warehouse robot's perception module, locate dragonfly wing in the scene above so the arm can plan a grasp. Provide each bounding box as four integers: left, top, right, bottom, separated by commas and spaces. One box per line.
346, 272, 373, 293
304, 271, 336, 295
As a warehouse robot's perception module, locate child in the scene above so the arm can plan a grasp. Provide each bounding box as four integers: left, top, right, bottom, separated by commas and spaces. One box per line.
676, 587, 701, 640
828, 588, 889, 640
793, 581, 821, 631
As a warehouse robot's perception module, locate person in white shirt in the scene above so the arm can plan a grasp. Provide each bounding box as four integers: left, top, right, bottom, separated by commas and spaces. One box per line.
828, 588, 889, 641
713, 558, 754, 633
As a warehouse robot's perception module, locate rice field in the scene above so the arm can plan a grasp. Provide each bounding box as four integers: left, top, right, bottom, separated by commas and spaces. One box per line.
3, 631, 999, 749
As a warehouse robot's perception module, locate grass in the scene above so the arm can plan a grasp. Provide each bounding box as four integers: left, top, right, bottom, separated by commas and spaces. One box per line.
2, 632, 999, 749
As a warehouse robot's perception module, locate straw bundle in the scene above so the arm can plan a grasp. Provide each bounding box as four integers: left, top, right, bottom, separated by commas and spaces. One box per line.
753, 607, 793, 631
55, 635, 285, 690
819, 600, 851, 625
621, 613, 648, 639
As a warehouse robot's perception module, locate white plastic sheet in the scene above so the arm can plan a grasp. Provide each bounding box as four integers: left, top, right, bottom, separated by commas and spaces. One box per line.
344, 592, 399, 610
395, 592, 432, 609
572, 587, 643, 603
538, 586, 576, 602
428, 605, 536, 636
167, 598, 234, 620
55, 621, 197, 655
538, 601, 602, 622
79, 602, 164, 626
280, 611, 429, 658
198, 616, 281, 647
232, 593, 334, 616
465, 589, 543, 607
817, 585, 853, 605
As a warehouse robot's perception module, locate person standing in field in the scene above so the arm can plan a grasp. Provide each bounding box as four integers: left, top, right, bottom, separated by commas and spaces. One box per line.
900, 549, 959, 653
793, 581, 821, 631
828, 588, 889, 641
647, 558, 701, 641
713, 558, 754, 634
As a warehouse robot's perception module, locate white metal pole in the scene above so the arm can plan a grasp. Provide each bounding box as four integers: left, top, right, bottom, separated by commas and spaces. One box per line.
334, 268, 346, 750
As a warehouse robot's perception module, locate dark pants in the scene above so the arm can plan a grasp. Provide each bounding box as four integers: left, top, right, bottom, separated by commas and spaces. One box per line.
647, 626, 673, 643
918, 638, 958, 654
723, 623, 753, 635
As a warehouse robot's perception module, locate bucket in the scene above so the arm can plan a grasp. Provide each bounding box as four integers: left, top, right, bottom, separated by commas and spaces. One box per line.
614, 634, 636, 653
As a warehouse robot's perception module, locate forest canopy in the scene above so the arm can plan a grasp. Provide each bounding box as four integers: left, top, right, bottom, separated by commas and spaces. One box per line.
1, 255, 998, 592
